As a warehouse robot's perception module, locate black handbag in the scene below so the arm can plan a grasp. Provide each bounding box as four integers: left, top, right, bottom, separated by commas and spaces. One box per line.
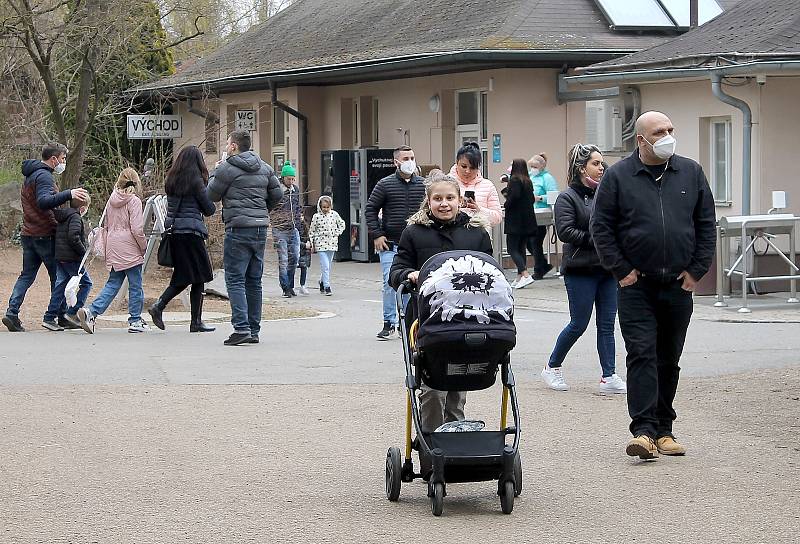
157, 196, 181, 267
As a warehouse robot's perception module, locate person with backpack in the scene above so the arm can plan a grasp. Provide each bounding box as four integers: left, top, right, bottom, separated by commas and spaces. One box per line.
78, 168, 148, 334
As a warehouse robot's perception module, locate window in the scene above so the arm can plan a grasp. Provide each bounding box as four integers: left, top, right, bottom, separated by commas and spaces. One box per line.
204, 115, 218, 154
457, 91, 478, 126
273, 107, 286, 146
480, 91, 488, 141
710, 118, 731, 203
456, 89, 489, 169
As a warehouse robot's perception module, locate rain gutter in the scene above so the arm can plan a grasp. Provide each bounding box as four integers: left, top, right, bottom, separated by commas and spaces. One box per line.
133, 49, 638, 95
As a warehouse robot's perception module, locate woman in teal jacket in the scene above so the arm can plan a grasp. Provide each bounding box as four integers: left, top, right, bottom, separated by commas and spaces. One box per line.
528, 153, 557, 278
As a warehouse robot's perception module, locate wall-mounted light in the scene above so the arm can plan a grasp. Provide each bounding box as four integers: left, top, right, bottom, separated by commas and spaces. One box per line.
428, 94, 441, 113
489, 77, 495, 92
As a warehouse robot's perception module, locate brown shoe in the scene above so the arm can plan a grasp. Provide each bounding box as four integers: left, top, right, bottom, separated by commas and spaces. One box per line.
656, 435, 687, 456
626, 435, 659, 460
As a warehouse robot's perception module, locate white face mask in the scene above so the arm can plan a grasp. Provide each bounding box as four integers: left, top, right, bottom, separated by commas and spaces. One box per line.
530, 168, 540, 177
399, 160, 416, 176
54, 161, 66, 175
642, 134, 676, 160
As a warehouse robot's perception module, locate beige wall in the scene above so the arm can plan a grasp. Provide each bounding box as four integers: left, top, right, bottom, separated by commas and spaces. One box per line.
171, 68, 586, 200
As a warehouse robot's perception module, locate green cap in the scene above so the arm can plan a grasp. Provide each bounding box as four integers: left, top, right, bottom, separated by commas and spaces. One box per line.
281, 162, 296, 178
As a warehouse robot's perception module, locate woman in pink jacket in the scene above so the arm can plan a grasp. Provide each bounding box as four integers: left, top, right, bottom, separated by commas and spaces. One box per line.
448, 142, 503, 227
78, 168, 149, 334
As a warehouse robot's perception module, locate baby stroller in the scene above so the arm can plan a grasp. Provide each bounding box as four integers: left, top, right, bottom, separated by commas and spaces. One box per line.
384, 250, 522, 516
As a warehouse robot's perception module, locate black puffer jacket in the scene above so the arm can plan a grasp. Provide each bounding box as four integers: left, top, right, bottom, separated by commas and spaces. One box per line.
166, 184, 216, 238
389, 211, 493, 289
365, 171, 426, 243
554, 183, 606, 275
54, 207, 87, 262
590, 150, 716, 281
502, 176, 538, 235
207, 151, 283, 227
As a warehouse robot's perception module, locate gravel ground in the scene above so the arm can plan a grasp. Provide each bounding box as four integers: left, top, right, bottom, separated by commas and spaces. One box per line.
1, 368, 797, 543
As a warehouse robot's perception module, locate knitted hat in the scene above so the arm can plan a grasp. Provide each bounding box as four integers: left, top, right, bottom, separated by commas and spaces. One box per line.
281, 162, 296, 177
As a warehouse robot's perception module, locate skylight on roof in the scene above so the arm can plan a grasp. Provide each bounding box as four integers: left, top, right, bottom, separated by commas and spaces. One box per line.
659, 0, 723, 27
594, 0, 725, 29
594, 0, 674, 29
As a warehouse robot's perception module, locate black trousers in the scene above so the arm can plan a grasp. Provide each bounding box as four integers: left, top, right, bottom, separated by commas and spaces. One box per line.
506, 230, 548, 275
617, 277, 693, 439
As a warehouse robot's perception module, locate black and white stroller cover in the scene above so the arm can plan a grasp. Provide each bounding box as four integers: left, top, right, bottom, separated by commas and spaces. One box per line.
416, 251, 516, 353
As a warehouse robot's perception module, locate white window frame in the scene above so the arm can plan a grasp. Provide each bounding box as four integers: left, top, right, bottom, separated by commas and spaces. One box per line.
456, 88, 489, 177
709, 117, 732, 204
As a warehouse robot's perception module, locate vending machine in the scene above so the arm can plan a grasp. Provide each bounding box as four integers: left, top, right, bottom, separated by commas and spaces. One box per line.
321, 148, 397, 262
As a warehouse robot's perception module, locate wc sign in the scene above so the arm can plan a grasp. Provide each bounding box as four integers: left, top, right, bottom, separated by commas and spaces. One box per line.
126, 115, 182, 139
234, 110, 257, 132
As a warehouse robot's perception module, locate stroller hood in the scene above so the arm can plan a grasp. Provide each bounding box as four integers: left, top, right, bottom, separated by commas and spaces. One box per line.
416, 250, 516, 352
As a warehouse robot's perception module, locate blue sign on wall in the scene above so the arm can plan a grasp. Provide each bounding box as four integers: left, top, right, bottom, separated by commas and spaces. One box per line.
492, 133, 501, 163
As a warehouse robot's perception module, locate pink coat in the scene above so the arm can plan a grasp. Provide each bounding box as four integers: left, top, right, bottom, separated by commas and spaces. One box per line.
448, 164, 504, 226
102, 189, 146, 271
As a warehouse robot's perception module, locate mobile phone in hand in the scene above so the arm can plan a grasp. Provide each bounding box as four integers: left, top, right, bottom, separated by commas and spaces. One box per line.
464, 190, 475, 201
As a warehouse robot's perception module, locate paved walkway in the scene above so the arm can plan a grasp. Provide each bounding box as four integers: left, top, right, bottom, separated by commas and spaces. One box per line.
2, 253, 799, 542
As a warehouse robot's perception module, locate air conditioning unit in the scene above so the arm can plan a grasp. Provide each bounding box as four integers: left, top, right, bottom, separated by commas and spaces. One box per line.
585, 99, 624, 152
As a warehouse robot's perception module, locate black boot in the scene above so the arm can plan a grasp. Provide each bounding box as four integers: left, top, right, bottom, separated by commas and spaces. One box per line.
189, 286, 214, 333
148, 298, 166, 330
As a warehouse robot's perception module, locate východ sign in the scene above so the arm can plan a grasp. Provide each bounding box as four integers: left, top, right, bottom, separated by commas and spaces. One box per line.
127, 115, 183, 139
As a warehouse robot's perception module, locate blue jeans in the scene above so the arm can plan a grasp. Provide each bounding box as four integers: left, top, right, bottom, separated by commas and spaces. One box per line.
6, 235, 61, 321
548, 272, 618, 377
88, 265, 144, 323
273, 227, 300, 291
318, 250, 334, 288
224, 227, 267, 335
54, 261, 92, 316
379, 247, 398, 325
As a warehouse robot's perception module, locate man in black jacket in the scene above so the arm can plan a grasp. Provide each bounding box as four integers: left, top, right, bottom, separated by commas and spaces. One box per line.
365, 145, 426, 340
591, 111, 716, 460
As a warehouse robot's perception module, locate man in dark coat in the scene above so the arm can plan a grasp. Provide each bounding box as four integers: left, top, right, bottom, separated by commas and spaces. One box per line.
365, 145, 426, 340
207, 130, 283, 346
591, 111, 716, 460
3, 142, 89, 332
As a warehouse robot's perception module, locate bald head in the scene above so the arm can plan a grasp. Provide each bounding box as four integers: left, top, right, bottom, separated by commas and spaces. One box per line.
636, 111, 674, 165
635, 111, 671, 135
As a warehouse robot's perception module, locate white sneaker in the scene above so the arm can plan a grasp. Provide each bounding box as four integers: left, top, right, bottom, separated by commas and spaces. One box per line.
510, 278, 519, 288
541, 365, 569, 391
128, 319, 151, 333
298, 285, 310, 295
599, 373, 627, 394
77, 308, 95, 334
515, 276, 534, 289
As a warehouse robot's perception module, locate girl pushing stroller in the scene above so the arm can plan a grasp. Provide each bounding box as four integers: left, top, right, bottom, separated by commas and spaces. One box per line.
385, 172, 522, 516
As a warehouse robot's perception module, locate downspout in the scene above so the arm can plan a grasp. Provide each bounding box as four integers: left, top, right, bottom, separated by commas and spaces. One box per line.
711, 73, 752, 215
270, 82, 309, 205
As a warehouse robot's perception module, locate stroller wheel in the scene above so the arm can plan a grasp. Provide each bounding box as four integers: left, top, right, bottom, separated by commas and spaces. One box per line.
430, 482, 445, 517
385, 447, 402, 501
514, 453, 523, 497
500, 480, 515, 514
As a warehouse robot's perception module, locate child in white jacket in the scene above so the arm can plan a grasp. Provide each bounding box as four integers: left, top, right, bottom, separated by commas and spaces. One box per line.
309, 195, 345, 296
